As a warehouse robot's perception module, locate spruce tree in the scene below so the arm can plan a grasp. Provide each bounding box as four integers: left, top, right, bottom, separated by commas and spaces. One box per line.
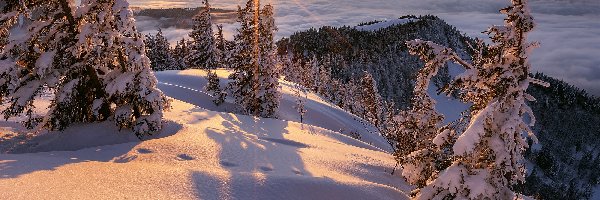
228, 0, 280, 117
228, 1, 259, 115
187, 0, 218, 69
257, 4, 280, 117
293, 84, 307, 123
173, 38, 190, 70
393, 41, 449, 189
215, 24, 230, 68
0, 0, 169, 138
359, 72, 383, 127
146, 29, 175, 71
205, 70, 225, 105
401, 0, 548, 199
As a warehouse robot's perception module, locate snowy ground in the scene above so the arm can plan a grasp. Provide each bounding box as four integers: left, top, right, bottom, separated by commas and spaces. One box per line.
0, 69, 409, 199
155, 69, 392, 152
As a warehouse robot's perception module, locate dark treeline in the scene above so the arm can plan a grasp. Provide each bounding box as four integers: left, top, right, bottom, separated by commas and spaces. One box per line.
519, 73, 600, 199
277, 15, 471, 110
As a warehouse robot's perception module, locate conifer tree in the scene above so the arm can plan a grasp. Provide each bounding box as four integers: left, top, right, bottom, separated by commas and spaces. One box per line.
359, 71, 383, 127
215, 24, 230, 68
0, 0, 169, 138
393, 41, 449, 189
187, 0, 218, 69
146, 29, 175, 71
401, 0, 548, 198
228, 1, 259, 115
228, 0, 280, 117
257, 4, 280, 117
293, 84, 307, 123
205, 70, 225, 105
173, 38, 190, 70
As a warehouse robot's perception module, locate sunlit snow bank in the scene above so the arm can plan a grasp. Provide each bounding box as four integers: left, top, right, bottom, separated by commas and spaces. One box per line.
0, 100, 409, 199
154, 69, 392, 152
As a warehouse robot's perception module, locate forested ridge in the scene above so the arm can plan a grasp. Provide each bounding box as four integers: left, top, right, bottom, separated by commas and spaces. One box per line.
278, 16, 600, 199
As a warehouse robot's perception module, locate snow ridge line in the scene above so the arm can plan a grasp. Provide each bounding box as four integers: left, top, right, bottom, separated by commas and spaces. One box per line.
158, 81, 388, 153
158, 81, 214, 97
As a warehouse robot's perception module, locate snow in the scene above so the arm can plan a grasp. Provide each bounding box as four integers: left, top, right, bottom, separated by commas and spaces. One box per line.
34, 50, 56, 78
593, 185, 600, 200
0, 69, 409, 199
155, 69, 392, 152
355, 18, 415, 32
453, 104, 492, 155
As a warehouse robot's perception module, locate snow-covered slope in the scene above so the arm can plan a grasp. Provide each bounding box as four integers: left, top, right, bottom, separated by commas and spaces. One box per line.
155, 69, 391, 152
0, 100, 408, 199
0, 69, 409, 199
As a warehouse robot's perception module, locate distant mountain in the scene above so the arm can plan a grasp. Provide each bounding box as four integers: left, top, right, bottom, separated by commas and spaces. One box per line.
277, 15, 472, 109
277, 15, 600, 200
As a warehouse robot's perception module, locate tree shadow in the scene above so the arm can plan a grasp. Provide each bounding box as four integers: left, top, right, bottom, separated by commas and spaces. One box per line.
0, 120, 183, 179
192, 112, 313, 198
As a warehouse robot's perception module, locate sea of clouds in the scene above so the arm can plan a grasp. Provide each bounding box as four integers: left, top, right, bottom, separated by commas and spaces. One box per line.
131, 0, 600, 96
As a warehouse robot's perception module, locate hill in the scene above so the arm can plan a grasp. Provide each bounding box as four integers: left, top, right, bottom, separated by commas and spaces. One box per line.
277, 16, 600, 199
0, 69, 408, 199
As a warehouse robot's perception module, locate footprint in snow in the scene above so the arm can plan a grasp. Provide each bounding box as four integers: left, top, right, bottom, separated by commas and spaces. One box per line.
260, 166, 273, 172
220, 161, 238, 167
137, 148, 153, 154
292, 169, 304, 175
114, 155, 138, 163
177, 154, 194, 161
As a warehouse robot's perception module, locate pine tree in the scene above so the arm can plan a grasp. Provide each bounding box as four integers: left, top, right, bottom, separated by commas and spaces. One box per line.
187, 0, 218, 69
402, 0, 548, 199
215, 24, 230, 68
205, 70, 225, 105
393, 40, 449, 189
257, 4, 280, 117
228, 0, 280, 117
228, 1, 259, 115
144, 34, 157, 67
173, 38, 190, 70
0, 0, 169, 138
146, 28, 175, 71
359, 71, 383, 127
293, 84, 307, 123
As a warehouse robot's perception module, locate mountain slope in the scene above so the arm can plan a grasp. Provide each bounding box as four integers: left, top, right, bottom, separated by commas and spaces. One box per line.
0, 70, 407, 199
154, 69, 391, 151
277, 17, 600, 200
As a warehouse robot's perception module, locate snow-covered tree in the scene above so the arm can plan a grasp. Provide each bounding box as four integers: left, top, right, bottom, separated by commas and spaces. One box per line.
228, 0, 280, 117
293, 84, 307, 123
205, 70, 225, 105
187, 0, 218, 69
392, 40, 450, 189
257, 4, 280, 117
0, 0, 169, 138
228, 1, 259, 115
173, 38, 190, 70
145, 29, 175, 71
359, 71, 383, 127
402, 0, 548, 199
215, 24, 231, 68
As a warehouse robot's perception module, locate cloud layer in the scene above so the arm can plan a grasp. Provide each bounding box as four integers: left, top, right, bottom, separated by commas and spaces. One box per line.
131, 0, 600, 96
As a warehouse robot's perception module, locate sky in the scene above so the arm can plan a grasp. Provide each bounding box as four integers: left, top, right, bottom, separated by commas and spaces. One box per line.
130, 0, 600, 96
